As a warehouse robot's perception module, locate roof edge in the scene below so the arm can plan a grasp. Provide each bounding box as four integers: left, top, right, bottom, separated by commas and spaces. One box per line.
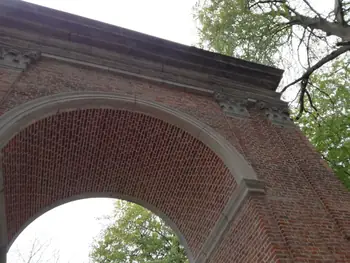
0, 0, 284, 91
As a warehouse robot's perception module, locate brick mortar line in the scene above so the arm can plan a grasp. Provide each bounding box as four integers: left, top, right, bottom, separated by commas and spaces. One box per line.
272, 122, 345, 259
0, 68, 25, 110
222, 112, 249, 165
222, 109, 294, 261
249, 111, 295, 262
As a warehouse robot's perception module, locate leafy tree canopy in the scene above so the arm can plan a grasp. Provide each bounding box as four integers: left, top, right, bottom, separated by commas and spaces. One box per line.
90, 201, 189, 263
194, 0, 350, 187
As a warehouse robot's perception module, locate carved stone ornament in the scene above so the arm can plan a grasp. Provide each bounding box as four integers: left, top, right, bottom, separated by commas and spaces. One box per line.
214, 92, 250, 118
0, 47, 41, 70
258, 101, 293, 127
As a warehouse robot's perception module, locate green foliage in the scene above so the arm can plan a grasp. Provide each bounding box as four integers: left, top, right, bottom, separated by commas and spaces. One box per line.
90, 200, 189, 263
194, 0, 291, 66
295, 60, 350, 188
194, 0, 350, 189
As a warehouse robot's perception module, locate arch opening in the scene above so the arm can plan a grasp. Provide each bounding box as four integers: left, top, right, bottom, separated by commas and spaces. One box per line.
8, 196, 192, 263
0, 92, 258, 260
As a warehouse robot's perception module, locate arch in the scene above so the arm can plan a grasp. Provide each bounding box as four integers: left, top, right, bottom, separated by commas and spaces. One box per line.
0, 92, 258, 261
0, 92, 257, 183
7, 193, 195, 262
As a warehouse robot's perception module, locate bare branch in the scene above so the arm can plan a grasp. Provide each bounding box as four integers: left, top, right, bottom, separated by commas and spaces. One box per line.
309, 81, 336, 109
306, 29, 313, 67
282, 45, 350, 93
302, 0, 322, 17
287, 14, 349, 39
337, 40, 350, 46
248, 0, 285, 10
297, 28, 308, 68
295, 82, 306, 120
305, 88, 319, 114
334, 0, 346, 25
283, 45, 350, 119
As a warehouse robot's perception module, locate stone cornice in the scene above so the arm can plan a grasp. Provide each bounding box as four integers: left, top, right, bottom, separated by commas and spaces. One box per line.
0, 0, 289, 113
0, 0, 283, 92
0, 42, 289, 113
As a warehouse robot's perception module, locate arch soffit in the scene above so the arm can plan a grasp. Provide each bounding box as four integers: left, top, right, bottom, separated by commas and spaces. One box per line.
0, 92, 257, 183
0, 92, 259, 261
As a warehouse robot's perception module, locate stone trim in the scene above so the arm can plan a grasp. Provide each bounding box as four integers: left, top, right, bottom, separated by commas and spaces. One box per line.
0, 31, 285, 108
0, 92, 257, 184
195, 178, 265, 263
215, 92, 293, 126
0, 0, 283, 91
258, 101, 294, 127
214, 92, 250, 118
41, 53, 214, 97
0, 170, 7, 263
0, 47, 41, 70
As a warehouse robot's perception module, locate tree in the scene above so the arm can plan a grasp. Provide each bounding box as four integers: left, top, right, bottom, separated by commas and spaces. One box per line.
298, 60, 350, 188
194, 0, 350, 187
8, 238, 60, 263
89, 200, 189, 263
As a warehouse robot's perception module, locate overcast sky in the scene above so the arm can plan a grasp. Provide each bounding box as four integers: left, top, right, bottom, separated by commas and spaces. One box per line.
7, 1, 198, 263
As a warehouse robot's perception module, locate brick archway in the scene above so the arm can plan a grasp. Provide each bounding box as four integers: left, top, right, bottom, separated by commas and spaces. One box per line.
2, 1, 350, 261
0, 92, 260, 262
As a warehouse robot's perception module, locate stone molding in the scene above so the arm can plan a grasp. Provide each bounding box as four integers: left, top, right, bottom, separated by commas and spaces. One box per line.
214, 92, 250, 118
0, 170, 6, 263
0, 47, 41, 70
258, 101, 294, 127
0, 92, 261, 262
0, 0, 283, 91
0, 91, 258, 183
215, 92, 294, 127
195, 178, 265, 263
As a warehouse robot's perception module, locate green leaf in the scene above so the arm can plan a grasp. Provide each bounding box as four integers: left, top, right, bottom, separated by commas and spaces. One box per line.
90, 200, 189, 263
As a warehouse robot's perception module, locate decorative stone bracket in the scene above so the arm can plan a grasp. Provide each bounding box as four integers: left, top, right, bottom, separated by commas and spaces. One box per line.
258, 101, 294, 127
0, 47, 41, 70
215, 92, 294, 127
214, 92, 250, 118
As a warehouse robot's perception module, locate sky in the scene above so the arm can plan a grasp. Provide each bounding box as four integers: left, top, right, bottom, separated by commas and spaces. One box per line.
7, 0, 198, 263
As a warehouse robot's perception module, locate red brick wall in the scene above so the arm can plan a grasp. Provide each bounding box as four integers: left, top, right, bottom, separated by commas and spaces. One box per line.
208, 195, 291, 263
0, 67, 21, 109
2, 109, 236, 257
1, 58, 350, 262
225, 108, 350, 261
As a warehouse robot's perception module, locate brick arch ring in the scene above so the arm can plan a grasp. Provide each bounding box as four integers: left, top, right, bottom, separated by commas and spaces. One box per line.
0, 92, 264, 262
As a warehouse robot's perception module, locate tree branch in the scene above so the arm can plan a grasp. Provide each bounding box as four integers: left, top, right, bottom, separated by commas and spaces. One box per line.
248, 0, 285, 10
282, 45, 350, 119
337, 40, 350, 46
302, 0, 322, 17
334, 0, 346, 25
321, 153, 350, 178
287, 14, 349, 39
282, 45, 350, 93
